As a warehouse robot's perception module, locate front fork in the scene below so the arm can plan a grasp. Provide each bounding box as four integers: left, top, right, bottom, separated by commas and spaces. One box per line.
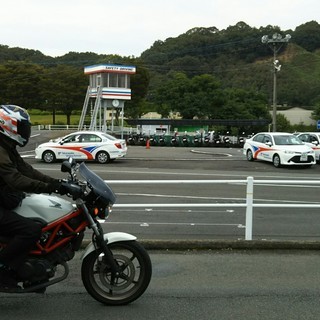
80, 201, 121, 276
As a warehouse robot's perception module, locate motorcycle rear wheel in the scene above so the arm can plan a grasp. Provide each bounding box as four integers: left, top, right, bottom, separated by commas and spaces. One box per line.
81, 240, 152, 305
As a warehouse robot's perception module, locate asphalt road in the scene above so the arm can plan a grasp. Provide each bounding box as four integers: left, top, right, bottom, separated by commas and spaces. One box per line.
2, 250, 320, 320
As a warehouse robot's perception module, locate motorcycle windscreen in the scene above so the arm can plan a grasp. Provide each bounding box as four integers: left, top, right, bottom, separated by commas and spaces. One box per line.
79, 162, 117, 205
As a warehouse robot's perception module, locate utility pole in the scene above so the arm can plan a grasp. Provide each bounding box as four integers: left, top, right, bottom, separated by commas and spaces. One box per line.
261, 33, 291, 132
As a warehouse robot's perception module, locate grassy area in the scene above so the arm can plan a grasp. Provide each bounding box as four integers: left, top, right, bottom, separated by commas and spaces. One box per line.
30, 114, 81, 125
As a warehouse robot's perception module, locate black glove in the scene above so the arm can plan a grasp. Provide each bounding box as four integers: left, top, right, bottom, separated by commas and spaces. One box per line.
54, 180, 83, 199
57, 181, 69, 195
52, 180, 63, 193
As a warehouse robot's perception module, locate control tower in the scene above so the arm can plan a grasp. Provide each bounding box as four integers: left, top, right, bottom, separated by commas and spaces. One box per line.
78, 64, 136, 136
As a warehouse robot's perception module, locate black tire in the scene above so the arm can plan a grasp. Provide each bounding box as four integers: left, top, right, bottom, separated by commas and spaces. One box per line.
96, 151, 110, 164
246, 149, 254, 161
273, 154, 281, 167
81, 241, 152, 306
42, 150, 56, 163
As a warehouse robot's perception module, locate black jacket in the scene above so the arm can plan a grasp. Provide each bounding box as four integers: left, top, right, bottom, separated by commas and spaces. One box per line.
0, 136, 59, 209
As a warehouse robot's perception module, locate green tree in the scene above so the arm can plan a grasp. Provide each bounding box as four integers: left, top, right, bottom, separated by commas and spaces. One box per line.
153, 73, 271, 121
276, 113, 292, 132
0, 61, 45, 108
153, 72, 224, 119
222, 88, 270, 120
40, 65, 87, 124
124, 63, 150, 118
153, 72, 191, 117
0, 45, 54, 64
186, 74, 224, 119
294, 21, 320, 52
167, 55, 207, 76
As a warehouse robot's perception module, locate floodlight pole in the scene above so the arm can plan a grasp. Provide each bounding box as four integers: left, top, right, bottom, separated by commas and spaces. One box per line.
272, 47, 277, 132
261, 33, 291, 132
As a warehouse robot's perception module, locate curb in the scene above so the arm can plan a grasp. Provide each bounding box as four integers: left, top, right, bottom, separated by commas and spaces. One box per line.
139, 240, 320, 250
81, 239, 320, 251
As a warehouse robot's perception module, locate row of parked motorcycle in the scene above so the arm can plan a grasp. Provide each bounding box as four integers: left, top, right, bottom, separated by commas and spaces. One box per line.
127, 132, 246, 147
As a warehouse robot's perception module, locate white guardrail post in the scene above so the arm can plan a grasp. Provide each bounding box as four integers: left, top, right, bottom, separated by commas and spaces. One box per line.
245, 176, 254, 240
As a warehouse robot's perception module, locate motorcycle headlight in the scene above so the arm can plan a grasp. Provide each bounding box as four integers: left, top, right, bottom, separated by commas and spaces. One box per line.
104, 206, 112, 219
93, 205, 112, 219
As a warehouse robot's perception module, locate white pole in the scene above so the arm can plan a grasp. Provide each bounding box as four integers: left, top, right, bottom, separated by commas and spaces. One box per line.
245, 176, 254, 240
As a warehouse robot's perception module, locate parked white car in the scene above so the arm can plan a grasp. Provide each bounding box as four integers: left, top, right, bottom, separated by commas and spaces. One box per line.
243, 132, 315, 167
35, 131, 127, 164
296, 132, 320, 162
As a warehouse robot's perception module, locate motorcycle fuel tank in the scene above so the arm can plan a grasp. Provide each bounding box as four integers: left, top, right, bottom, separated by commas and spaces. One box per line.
15, 194, 75, 223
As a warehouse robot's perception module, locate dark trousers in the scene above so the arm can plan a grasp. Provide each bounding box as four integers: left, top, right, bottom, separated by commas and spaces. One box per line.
0, 208, 41, 270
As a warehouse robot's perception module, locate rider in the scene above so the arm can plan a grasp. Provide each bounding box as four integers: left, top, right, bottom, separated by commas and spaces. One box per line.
0, 105, 66, 289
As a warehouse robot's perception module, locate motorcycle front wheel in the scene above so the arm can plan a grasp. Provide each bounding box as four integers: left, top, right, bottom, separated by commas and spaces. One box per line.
81, 240, 152, 305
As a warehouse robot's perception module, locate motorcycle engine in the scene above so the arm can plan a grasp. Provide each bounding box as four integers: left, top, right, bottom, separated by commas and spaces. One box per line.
18, 258, 55, 281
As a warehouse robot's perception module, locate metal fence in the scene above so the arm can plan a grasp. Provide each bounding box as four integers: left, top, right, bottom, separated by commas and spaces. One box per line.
107, 177, 320, 240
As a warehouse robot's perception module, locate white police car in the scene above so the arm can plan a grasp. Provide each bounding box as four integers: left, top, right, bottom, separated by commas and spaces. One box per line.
35, 131, 127, 164
243, 132, 315, 167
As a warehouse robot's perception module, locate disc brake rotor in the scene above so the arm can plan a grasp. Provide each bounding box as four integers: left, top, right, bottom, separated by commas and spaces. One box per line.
97, 254, 136, 291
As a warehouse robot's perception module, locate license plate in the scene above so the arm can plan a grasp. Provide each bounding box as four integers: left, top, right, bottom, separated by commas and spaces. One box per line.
300, 153, 308, 161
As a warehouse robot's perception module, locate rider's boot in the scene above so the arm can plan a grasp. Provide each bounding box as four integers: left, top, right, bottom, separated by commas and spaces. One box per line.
0, 264, 20, 290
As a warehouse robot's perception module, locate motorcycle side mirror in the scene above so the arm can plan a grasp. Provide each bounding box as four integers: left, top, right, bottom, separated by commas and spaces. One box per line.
61, 160, 72, 173
61, 157, 77, 173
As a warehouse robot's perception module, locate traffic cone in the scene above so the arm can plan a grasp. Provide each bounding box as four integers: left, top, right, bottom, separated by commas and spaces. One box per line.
146, 139, 150, 149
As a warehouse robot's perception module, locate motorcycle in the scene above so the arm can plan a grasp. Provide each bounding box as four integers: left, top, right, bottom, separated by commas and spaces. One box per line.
238, 136, 245, 147
0, 158, 152, 305
139, 133, 147, 146
159, 134, 165, 146
149, 135, 156, 146
171, 132, 179, 146
127, 134, 136, 145
223, 136, 230, 145
193, 135, 201, 146
203, 134, 211, 146
182, 132, 188, 146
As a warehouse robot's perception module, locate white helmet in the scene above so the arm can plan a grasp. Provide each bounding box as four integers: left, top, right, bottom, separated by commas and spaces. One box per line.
0, 105, 31, 147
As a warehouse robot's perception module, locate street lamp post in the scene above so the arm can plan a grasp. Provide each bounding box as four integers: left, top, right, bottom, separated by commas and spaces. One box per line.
261, 33, 291, 132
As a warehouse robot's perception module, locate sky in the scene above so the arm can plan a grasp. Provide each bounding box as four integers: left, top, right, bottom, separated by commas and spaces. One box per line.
0, 0, 319, 58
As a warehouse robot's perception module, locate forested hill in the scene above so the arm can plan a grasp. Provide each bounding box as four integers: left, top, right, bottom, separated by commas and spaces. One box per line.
0, 20, 320, 121
141, 21, 320, 68
140, 21, 320, 108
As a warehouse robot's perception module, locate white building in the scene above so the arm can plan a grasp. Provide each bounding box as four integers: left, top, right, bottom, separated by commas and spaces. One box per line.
275, 107, 315, 126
